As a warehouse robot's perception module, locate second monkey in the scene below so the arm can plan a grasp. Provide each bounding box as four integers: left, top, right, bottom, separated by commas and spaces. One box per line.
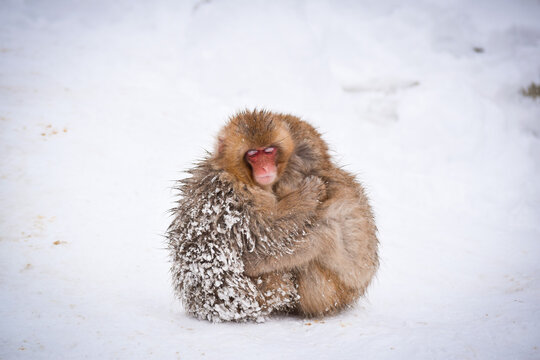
212, 110, 378, 316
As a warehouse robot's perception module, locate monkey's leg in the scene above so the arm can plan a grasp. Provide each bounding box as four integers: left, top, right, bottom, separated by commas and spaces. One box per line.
255, 271, 299, 314
296, 261, 359, 317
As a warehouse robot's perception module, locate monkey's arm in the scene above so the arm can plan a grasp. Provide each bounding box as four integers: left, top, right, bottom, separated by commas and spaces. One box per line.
243, 226, 332, 276
243, 176, 332, 276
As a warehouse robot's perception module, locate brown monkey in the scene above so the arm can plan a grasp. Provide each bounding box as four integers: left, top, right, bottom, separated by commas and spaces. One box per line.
167, 111, 326, 321
213, 110, 379, 317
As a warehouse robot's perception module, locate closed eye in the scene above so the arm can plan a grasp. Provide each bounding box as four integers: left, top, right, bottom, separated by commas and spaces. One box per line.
264, 147, 276, 154
246, 149, 259, 157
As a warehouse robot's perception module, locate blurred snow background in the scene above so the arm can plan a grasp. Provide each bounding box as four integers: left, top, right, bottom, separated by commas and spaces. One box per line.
1, 0, 539, 359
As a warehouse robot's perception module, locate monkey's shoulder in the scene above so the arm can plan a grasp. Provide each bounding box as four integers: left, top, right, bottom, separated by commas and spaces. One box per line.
319, 166, 370, 201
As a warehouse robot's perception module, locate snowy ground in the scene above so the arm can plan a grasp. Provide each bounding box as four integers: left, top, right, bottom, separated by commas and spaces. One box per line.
1, 0, 539, 359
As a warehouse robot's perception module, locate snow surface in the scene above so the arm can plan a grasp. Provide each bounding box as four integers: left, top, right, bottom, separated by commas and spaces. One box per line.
1, 0, 539, 359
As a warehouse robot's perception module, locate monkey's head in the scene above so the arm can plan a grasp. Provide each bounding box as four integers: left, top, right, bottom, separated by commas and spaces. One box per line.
212, 110, 295, 189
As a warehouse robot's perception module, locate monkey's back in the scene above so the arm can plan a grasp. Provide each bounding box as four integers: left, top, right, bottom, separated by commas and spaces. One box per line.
167, 163, 266, 322
167, 162, 299, 322
321, 166, 379, 296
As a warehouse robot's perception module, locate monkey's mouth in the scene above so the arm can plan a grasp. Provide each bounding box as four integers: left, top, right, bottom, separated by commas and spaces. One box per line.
254, 173, 277, 185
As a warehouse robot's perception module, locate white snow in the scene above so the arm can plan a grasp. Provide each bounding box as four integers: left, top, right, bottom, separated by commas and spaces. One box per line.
1, 0, 539, 359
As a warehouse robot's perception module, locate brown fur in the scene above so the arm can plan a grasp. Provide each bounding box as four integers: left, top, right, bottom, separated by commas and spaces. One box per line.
213, 110, 379, 317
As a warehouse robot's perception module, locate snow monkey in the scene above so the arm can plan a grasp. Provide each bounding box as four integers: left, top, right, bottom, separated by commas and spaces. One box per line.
213, 110, 379, 316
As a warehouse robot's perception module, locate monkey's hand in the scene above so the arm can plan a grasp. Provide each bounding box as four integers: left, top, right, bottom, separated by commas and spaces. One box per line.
300, 175, 327, 204
276, 176, 325, 217
247, 186, 278, 215
243, 254, 265, 277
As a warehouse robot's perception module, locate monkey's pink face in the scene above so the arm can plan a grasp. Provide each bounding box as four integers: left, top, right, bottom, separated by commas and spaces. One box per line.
245, 147, 278, 186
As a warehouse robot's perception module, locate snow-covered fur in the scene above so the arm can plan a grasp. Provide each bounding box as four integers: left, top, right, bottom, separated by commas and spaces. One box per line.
167, 162, 299, 322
